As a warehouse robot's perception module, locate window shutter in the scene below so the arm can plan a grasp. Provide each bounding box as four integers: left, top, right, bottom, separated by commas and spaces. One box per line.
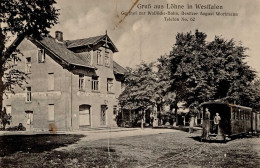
42, 49, 45, 62
38, 50, 42, 63
48, 104, 55, 121
48, 73, 54, 90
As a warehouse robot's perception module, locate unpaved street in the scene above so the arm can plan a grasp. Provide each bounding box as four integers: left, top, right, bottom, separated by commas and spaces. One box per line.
0, 128, 259, 168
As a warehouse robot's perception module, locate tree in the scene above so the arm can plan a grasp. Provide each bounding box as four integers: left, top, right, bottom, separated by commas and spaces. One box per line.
170, 30, 212, 107
156, 55, 177, 123
169, 30, 258, 108
246, 79, 260, 110
0, 0, 59, 123
119, 62, 159, 128
156, 55, 174, 109
0, 107, 11, 130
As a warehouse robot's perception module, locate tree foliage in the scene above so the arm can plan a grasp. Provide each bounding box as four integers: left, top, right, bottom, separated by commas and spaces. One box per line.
0, 107, 11, 130
119, 57, 177, 113
170, 30, 258, 108
119, 62, 159, 112
0, 0, 59, 126
155, 55, 175, 108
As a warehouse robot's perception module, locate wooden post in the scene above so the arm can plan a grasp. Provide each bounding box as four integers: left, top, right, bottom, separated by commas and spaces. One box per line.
141, 109, 143, 129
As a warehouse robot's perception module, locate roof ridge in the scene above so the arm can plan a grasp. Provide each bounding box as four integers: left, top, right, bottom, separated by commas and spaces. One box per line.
65, 34, 106, 42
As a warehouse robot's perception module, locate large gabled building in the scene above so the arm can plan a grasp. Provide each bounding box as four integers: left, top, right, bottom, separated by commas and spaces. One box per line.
3, 31, 126, 131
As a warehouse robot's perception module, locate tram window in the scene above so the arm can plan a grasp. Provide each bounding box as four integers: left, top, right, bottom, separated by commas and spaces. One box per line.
247, 111, 250, 120
241, 110, 244, 120
234, 108, 237, 120
235, 111, 238, 120
233, 111, 236, 120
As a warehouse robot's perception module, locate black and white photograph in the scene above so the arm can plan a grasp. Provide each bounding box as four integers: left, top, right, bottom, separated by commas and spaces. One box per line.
0, 0, 260, 167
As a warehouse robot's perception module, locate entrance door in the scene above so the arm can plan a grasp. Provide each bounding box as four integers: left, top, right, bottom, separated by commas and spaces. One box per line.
25, 111, 33, 131
101, 105, 107, 126
79, 105, 91, 126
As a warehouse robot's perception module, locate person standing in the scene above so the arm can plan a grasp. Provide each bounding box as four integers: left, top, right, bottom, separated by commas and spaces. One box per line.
202, 108, 211, 140
214, 113, 221, 134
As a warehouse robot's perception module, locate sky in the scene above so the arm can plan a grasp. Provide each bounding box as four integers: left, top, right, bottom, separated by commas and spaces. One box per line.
51, 0, 260, 76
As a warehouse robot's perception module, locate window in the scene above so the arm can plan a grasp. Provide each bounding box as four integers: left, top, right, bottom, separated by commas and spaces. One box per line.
113, 105, 117, 115
14, 57, 18, 65
235, 110, 239, 120
245, 112, 249, 120
25, 111, 33, 125
26, 87, 31, 102
100, 105, 107, 125
79, 105, 91, 126
241, 110, 244, 120
97, 50, 102, 65
79, 74, 85, 90
25, 57, 31, 73
6, 106, 12, 115
12, 54, 18, 65
48, 73, 54, 91
48, 104, 54, 121
107, 78, 113, 92
104, 51, 110, 66
92, 76, 99, 91
38, 49, 45, 63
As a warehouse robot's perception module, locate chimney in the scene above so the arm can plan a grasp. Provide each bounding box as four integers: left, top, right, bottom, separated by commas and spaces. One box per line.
55, 31, 63, 42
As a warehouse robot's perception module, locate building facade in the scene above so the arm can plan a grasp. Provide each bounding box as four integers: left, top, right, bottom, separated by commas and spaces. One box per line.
3, 31, 126, 131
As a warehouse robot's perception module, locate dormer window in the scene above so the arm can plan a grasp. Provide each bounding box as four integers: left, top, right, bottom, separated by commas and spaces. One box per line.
104, 51, 110, 66
12, 54, 18, 65
97, 50, 102, 65
38, 49, 45, 63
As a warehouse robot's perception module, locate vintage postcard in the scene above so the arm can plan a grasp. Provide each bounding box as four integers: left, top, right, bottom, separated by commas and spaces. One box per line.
0, 0, 259, 167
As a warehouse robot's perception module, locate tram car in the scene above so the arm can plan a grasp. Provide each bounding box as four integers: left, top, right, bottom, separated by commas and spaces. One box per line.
200, 101, 259, 141
253, 110, 260, 133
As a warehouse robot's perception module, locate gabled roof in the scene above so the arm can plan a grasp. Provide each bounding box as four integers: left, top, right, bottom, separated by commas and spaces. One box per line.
66, 34, 118, 52
66, 35, 105, 48
33, 36, 94, 69
113, 61, 127, 74
30, 35, 125, 75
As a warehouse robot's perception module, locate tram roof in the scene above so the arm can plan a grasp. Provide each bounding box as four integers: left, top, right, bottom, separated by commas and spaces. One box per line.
200, 101, 252, 110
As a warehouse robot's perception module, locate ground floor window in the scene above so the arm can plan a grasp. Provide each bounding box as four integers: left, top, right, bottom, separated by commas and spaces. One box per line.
48, 104, 55, 121
101, 105, 107, 125
25, 111, 33, 125
113, 105, 118, 115
79, 104, 91, 126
